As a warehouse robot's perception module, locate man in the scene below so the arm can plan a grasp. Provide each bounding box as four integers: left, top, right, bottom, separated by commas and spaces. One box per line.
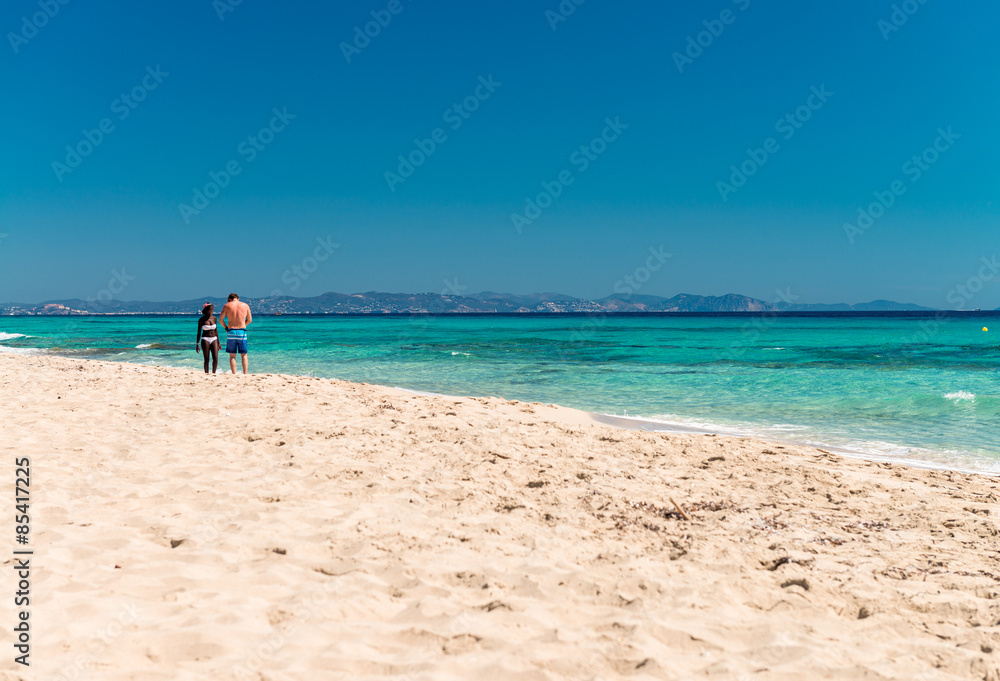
219, 293, 252, 374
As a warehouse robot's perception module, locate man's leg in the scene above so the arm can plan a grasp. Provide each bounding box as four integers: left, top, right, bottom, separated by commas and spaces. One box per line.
230, 353, 238, 374
242, 353, 249, 374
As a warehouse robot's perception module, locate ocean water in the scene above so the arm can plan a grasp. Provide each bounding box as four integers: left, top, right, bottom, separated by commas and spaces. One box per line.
3, 313, 1000, 473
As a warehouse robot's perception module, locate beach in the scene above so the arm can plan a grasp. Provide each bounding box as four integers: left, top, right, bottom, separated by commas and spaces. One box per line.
6, 314, 1000, 472
2, 353, 1000, 680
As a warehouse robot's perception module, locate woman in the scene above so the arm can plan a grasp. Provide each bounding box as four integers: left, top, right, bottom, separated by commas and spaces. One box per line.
195, 303, 221, 374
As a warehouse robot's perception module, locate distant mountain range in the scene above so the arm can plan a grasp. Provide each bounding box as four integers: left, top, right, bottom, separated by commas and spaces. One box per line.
774, 299, 933, 312
0, 292, 946, 315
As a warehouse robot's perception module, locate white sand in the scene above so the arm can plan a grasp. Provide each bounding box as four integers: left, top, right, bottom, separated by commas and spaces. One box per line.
2, 354, 1000, 680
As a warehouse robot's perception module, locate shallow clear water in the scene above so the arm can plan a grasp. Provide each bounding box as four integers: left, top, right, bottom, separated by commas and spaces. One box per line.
3, 313, 1000, 472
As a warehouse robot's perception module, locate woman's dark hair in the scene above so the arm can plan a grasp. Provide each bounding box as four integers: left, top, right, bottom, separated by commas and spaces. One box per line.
201, 304, 214, 316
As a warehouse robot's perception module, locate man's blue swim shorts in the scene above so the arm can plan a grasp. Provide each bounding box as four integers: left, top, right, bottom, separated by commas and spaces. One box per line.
226, 328, 248, 355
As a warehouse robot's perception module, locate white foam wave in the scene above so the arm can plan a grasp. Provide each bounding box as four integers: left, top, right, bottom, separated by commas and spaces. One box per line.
0, 332, 29, 341
621, 409, 1000, 475
601, 411, 1000, 475
394, 387, 449, 397
0, 345, 42, 355
944, 391, 975, 401
135, 344, 153, 349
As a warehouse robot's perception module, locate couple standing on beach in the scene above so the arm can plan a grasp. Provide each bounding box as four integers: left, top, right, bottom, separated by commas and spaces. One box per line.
196, 293, 252, 374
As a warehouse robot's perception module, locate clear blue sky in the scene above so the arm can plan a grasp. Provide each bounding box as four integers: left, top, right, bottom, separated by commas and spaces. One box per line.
1, 0, 997, 307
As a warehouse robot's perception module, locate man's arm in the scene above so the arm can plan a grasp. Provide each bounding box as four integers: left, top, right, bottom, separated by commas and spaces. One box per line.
244, 303, 252, 326
219, 304, 230, 331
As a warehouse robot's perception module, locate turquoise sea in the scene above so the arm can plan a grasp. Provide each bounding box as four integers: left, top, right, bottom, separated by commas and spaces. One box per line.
3, 313, 1000, 473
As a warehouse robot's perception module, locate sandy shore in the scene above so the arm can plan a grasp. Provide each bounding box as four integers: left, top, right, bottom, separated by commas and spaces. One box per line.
2, 354, 1000, 680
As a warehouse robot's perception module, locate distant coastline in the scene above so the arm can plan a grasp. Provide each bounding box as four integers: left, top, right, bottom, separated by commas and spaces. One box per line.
3, 311, 997, 319
0, 290, 963, 316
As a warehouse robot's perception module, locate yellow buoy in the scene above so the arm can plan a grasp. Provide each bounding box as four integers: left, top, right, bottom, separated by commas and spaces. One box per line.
984, 327, 989, 332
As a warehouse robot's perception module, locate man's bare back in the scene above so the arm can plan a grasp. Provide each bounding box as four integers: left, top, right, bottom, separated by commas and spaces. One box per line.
219, 300, 252, 329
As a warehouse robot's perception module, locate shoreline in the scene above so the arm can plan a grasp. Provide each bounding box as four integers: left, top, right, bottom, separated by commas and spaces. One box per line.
590, 412, 1000, 478
3, 352, 1000, 678
389, 384, 1000, 479
3, 343, 996, 477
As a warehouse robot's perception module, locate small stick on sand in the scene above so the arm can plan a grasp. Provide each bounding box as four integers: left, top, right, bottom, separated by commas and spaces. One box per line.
669, 497, 691, 521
